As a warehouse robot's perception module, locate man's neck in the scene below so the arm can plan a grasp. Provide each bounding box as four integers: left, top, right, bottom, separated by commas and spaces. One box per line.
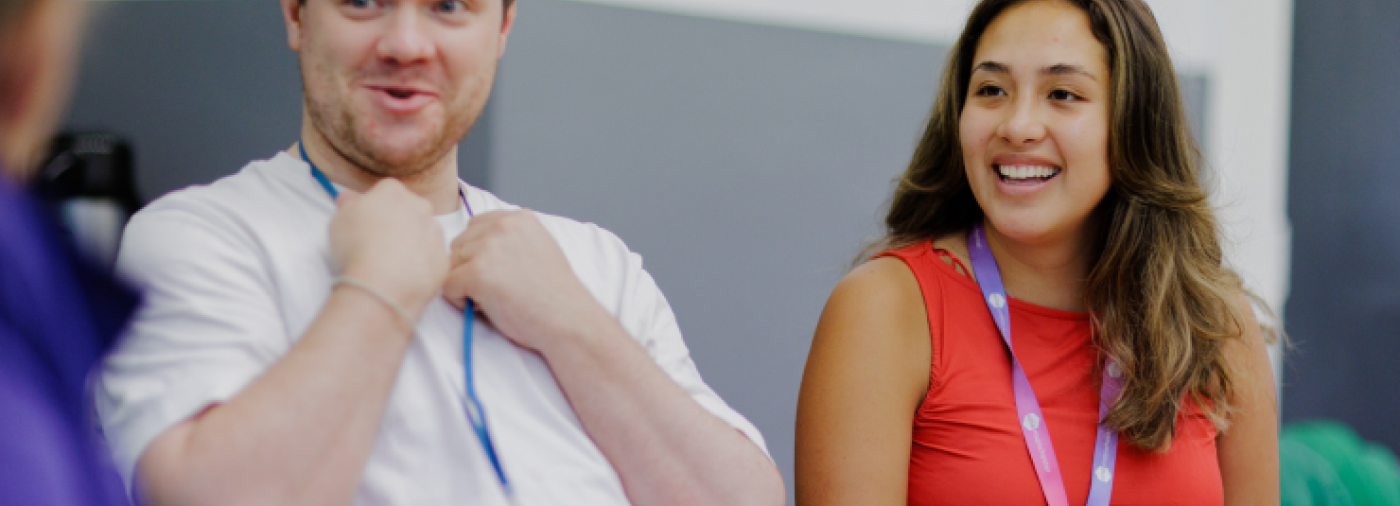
982, 218, 1098, 312
294, 122, 462, 214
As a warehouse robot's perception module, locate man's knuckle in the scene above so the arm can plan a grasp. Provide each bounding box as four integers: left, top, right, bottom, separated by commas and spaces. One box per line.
462, 260, 489, 283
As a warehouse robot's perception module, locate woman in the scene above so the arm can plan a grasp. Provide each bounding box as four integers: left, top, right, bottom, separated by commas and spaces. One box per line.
795, 0, 1279, 504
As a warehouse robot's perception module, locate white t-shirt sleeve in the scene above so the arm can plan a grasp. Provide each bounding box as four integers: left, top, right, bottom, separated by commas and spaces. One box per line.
96, 202, 290, 488
565, 221, 771, 459
621, 258, 771, 459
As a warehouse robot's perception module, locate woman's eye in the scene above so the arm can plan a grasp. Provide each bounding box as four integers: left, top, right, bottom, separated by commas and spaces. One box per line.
344, 0, 383, 9
1049, 90, 1080, 101
976, 85, 1006, 97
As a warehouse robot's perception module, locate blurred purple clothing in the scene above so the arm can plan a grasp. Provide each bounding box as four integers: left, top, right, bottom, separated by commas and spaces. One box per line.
0, 172, 136, 505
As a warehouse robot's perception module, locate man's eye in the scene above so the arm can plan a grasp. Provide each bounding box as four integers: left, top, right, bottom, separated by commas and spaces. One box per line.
346, 0, 378, 8
434, 0, 464, 13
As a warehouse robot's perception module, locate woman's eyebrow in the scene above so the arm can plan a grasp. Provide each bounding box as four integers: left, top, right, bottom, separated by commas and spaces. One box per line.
973, 61, 1097, 82
1042, 63, 1097, 81
972, 61, 1010, 74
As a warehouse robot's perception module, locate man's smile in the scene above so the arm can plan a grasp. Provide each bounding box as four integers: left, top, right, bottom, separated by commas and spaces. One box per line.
365, 85, 438, 114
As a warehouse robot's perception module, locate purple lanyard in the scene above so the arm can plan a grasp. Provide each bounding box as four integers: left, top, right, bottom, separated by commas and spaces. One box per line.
967, 224, 1124, 506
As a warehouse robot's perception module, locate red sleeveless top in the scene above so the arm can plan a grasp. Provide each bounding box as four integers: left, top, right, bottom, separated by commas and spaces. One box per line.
879, 241, 1223, 505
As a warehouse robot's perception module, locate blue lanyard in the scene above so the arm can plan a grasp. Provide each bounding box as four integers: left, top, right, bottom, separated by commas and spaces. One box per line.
967, 224, 1122, 506
299, 142, 513, 497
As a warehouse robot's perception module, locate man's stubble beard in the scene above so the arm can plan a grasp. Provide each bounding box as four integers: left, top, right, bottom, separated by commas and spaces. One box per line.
301, 63, 478, 181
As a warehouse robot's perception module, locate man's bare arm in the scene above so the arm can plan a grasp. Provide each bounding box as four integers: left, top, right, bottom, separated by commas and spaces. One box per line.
443, 210, 784, 506
137, 180, 447, 506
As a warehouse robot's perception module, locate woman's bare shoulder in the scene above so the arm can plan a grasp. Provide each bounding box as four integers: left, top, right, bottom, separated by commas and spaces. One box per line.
836, 256, 924, 320
813, 255, 929, 367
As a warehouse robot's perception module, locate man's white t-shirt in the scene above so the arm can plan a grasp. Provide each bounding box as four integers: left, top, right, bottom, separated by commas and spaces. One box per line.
96, 152, 768, 505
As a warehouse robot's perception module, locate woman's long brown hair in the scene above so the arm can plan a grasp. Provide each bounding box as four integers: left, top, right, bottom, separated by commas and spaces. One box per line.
875, 0, 1262, 451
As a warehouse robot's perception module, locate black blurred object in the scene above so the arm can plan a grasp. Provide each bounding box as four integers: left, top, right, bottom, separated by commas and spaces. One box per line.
32, 132, 144, 267
34, 132, 142, 214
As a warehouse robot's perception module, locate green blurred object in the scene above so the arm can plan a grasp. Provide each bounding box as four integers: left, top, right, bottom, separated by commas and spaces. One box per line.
1281, 421, 1400, 506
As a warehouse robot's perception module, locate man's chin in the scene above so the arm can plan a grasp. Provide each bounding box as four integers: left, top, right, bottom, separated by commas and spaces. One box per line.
352, 135, 451, 176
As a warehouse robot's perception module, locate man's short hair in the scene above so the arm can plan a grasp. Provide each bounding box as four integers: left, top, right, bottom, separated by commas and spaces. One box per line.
296, 0, 515, 7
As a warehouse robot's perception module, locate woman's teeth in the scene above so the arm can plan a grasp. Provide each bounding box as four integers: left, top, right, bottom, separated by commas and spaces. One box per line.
996, 164, 1060, 182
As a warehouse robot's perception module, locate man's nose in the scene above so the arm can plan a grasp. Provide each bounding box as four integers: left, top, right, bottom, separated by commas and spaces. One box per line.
376, 8, 434, 64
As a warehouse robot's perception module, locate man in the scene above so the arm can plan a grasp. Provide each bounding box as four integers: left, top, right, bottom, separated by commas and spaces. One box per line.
0, 0, 137, 503
95, 0, 784, 504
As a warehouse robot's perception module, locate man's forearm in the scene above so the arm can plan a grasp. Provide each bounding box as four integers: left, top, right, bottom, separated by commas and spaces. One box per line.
138, 288, 413, 506
539, 310, 785, 506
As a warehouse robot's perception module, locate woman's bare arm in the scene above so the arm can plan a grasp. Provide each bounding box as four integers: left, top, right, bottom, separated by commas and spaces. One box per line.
1217, 294, 1281, 505
796, 257, 931, 505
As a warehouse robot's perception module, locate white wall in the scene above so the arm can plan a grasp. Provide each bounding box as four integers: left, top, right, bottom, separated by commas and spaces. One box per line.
563, 0, 1223, 73
1205, 0, 1293, 391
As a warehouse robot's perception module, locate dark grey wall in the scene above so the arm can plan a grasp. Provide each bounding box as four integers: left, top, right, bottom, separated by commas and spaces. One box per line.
492, 2, 943, 498
64, 0, 490, 201
65, 0, 298, 199
1284, 0, 1400, 450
